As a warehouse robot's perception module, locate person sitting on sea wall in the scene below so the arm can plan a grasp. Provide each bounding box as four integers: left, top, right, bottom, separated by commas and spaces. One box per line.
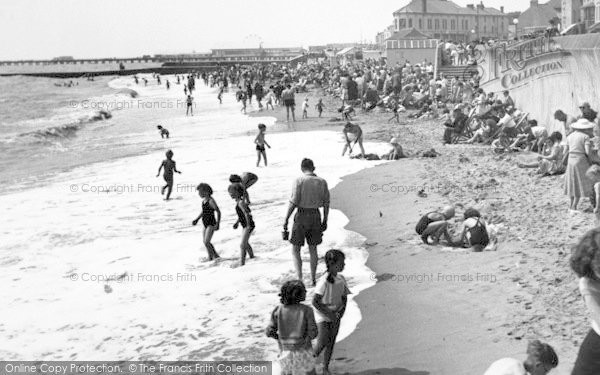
483, 340, 558, 375
447, 208, 490, 252
415, 206, 455, 245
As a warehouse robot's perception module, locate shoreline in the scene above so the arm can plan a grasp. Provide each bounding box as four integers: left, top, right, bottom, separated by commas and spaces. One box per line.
320, 103, 590, 373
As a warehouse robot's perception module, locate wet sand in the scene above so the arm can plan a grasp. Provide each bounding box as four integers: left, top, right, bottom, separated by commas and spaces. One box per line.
252, 86, 590, 374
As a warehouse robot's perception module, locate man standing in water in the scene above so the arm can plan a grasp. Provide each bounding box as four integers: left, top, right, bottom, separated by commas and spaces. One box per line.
283, 158, 329, 286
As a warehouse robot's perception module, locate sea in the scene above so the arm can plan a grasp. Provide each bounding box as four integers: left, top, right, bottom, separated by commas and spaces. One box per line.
0, 74, 390, 365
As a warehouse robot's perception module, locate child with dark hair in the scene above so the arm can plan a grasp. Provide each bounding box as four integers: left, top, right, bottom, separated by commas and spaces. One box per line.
255, 124, 271, 167
192, 183, 220, 261
266, 280, 317, 375
483, 339, 558, 375
229, 172, 258, 205
313, 250, 351, 375
228, 183, 255, 266
415, 206, 455, 245
156, 149, 181, 200
157, 125, 169, 139
449, 208, 489, 252
316, 98, 325, 118
570, 227, 600, 375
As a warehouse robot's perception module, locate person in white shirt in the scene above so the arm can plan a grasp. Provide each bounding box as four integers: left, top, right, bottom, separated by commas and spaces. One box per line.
570, 227, 600, 374
483, 340, 558, 375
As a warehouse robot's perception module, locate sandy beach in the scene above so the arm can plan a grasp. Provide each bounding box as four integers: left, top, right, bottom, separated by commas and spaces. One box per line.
252, 85, 592, 374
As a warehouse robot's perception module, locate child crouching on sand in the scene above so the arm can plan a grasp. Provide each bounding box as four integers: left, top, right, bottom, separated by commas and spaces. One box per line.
313, 250, 351, 375
415, 206, 455, 245
266, 280, 317, 375
228, 183, 255, 266
483, 340, 558, 375
192, 183, 220, 261
448, 208, 489, 252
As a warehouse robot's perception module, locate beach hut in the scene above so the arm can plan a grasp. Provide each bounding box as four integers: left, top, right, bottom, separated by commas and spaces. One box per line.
336, 47, 360, 65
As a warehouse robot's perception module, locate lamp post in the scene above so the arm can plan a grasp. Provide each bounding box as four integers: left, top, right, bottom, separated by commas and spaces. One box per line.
513, 18, 519, 40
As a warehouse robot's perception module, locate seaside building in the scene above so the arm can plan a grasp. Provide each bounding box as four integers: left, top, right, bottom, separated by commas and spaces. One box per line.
385, 28, 438, 66
562, 0, 582, 29
390, 0, 509, 42
517, 0, 562, 35
581, 0, 600, 27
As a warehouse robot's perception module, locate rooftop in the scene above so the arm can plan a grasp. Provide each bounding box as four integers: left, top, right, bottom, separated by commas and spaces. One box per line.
518, 0, 560, 30
394, 0, 506, 16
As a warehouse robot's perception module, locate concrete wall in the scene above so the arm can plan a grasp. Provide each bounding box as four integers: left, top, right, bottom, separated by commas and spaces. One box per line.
479, 34, 600, 134
386, 47, 437, 66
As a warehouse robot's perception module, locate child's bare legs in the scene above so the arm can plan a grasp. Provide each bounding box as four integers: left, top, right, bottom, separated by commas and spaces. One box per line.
162, 177, 173, 200
256, 150, 262, 167
261, 150, 267, 166
318, 110, 322, 118
314, 320, 341, 374
240, 227, 254, 266
203, 226, 219, 260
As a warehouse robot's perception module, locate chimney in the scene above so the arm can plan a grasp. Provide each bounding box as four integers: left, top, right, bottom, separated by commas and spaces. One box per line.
500, 6, 504, 13
531, 0, 538, 6
467, 4, 474, 9
422, 0, 427, 13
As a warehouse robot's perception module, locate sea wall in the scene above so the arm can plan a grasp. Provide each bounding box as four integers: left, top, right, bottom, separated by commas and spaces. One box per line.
479, 34, 600, 134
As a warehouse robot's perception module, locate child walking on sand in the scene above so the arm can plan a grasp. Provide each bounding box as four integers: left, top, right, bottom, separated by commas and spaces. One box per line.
313, 250, 351, 375
302, 98, 309, 119
316, 99, 325, 118
255, 124, 271, 167
266, 280, 317, 375
228, 183, 255, 266
156, 149, 181, 200
192, 183, 220, 261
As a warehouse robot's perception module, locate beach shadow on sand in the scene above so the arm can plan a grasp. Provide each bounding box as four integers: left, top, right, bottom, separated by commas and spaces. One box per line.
341, 369, 430, 375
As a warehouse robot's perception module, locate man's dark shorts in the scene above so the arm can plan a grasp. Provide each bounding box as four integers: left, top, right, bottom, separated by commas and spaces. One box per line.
290, 208, 322, 246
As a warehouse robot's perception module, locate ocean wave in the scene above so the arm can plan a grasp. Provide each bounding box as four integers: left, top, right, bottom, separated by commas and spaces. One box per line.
15, 110, 112, 144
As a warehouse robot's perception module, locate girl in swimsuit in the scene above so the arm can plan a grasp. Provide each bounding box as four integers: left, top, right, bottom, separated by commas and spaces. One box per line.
192, 183, 221, 261
228, 184, 255, 266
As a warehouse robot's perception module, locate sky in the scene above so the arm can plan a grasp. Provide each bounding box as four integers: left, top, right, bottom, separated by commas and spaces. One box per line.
0, 0, 531, 60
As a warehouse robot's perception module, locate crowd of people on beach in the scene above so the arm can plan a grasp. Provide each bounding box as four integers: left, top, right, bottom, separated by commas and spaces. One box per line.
129, 48, 600, 373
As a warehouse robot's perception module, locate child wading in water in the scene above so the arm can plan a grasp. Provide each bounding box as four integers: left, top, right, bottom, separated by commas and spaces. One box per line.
192, 183, 220, 261
255, 123, 271, 167
266, 280, 318, 375
228, 183, 255, 266
156, 149, 181, 200
157, 125, 169, 138
302, 98, 309, 119
316, 99, 325, 118
313, 250, 351, 375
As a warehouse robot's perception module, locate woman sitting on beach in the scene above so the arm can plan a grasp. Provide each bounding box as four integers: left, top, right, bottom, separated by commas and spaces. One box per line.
381, 137, 406, 160
415, 206, 455, 245
517, 132, 565, 176
448, 208, 489, 252
483, 339, 558, 375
